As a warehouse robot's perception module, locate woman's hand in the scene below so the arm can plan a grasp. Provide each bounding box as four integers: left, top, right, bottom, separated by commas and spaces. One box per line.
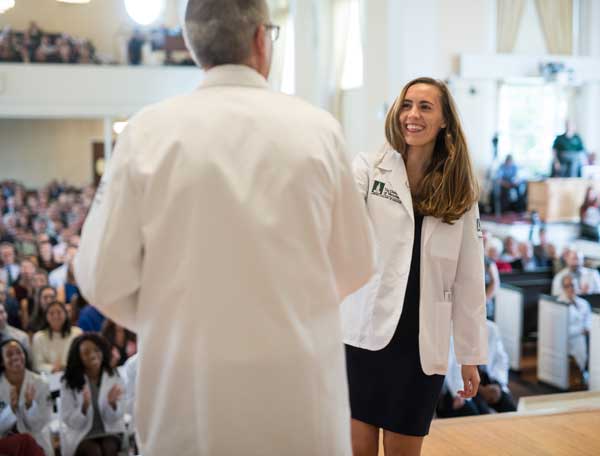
82, 385, 91, 414
24, 384, 36, 409
107, 384, 123, 410
458, 365, 480, 399
10, 386, 19, 413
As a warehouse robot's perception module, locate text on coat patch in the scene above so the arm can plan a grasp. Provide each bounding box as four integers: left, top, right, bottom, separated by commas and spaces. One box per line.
371, 180, 402, 205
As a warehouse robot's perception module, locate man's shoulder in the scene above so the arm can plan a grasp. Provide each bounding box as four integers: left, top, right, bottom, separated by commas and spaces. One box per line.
7, 325, 28, 341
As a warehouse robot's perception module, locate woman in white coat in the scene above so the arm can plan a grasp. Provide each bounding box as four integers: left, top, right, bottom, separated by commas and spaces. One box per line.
60, 333, 126, 456
0, 339, 53, 456
342, 77, 488, 456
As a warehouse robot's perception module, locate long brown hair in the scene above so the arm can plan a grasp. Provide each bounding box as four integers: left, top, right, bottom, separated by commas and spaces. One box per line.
385, 77, 479, 223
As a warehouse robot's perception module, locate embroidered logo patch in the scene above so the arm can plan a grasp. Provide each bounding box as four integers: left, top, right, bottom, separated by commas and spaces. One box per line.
371, 180, 401, 205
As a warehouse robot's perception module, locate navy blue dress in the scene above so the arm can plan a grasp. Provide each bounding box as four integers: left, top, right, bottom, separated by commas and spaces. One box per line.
345, 212, 444, 436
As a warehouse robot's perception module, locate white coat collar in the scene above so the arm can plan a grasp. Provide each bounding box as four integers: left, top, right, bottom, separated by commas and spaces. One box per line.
376, 146, 414, 222
199, 64, 270, 90
376, 145, 443, 244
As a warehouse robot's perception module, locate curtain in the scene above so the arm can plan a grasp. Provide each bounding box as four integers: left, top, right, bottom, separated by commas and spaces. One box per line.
268, 3, 291, 92
330, 0, 351, 120
535, 0, 573, 55
496, 0, 527, 53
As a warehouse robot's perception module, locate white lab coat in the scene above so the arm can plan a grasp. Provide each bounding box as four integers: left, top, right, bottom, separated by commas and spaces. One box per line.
559, 294, 592, 372
59, 371, 126, 456
74, 64, 375, 456
552, 267, 600, 296
341, 145, 488, 374
0, 370, 53, 455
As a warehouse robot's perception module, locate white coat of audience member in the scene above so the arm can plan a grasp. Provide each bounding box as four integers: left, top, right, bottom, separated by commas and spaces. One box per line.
484, 319, 510, 391
0, 339, 53, 456
552, 249, 600, 296
122, 353, 137, 422
74, 1, 375, 455
48, 245, 78, 290
60, 333, 126, 456
559, 275, 592, 372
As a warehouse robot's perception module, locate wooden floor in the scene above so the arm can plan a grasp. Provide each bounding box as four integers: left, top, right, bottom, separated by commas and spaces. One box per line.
378, 408, 600, 456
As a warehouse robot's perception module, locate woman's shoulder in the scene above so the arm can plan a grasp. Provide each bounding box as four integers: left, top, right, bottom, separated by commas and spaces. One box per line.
32, 330, 48, 344
25, 369, 47, 386
70, 326, 83, 337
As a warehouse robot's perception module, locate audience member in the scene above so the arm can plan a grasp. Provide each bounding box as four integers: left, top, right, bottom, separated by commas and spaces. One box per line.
485, 238, 513, 273
36, 241, 60, 274
0, 303, 30, 360
472, 320, 517, 413
494, 155, 527, 213
0, 339, 53, 455
100, 320, 137, 368
500, 236, 519, 263
552, 120, 587, 177
0, 281, 20, 329
533, 227, 554, 268
31, 301, 82, 374
580, 186, 600, 241
0, 243, 20, 287
484, 256, 500, 319
511, 241, 541, 272
558, 275, 592, 380
27, 286, 57, 334
552, 249, 600, 296
60, 334, 126, 456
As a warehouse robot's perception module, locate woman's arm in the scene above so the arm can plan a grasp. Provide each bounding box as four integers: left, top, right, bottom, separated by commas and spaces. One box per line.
59, 384, 89, 431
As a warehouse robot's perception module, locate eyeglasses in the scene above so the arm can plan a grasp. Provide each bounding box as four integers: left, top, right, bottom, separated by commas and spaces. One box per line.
264, 23, 280, 42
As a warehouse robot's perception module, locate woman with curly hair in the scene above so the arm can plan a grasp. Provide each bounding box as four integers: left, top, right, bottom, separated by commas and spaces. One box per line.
59, 333, 126, 456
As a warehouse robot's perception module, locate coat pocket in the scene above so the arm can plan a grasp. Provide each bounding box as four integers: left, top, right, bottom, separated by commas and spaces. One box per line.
436, 301, 453, 364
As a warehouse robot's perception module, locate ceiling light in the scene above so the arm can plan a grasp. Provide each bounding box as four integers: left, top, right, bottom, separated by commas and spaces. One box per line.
125, 0, 165, 26
57, 0, 91, 4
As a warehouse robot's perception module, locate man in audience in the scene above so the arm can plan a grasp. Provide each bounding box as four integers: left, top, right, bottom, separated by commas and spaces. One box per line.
511, 241, 540, 272
0, 281, 20, 329
495, 154, 526, 213
552, 120, 587, 177
0, 242, 20, 286
552, 249, 600, 296
533, 227, 553, 267
559, 275, 592, 382
74, 1, 375, 455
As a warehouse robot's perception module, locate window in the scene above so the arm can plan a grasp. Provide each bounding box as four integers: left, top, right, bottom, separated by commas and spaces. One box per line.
497, 81, 569, 177
280, 13, 295, 95
340, 0, 363, 90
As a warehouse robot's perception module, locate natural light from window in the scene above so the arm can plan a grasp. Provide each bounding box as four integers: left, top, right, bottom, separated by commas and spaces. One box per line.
340, 0, 364, 90
497, 81, 569, 177
281, 14, 295, 95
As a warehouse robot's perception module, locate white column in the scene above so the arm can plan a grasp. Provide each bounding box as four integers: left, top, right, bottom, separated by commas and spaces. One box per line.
291, 0, 321, 106
103, 116, 113, 162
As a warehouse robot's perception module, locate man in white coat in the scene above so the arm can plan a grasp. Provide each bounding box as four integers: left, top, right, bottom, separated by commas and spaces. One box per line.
74, 1, 376, 455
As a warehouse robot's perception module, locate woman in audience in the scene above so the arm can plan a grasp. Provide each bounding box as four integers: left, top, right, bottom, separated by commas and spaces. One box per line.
32, 301, 82, 374
37, 241, 60, 274
500, 236, 519, 263
100, 320, 136, 368
580, 186, 600, 225
485, 238, 512, 273
27, 285, 56, 334
60, 333, 126, 456
559, 275, 592, 379
0, 339, 53, 455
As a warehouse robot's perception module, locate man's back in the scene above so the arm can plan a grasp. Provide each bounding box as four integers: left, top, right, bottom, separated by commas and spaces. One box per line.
76, 65, 375, 456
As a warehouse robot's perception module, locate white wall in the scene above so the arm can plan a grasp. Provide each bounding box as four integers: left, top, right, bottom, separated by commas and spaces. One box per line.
0, 119, 102, 187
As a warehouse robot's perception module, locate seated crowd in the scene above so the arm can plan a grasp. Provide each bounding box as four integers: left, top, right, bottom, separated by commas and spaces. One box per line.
0, 180, 137, 456
0, 22, 98, 64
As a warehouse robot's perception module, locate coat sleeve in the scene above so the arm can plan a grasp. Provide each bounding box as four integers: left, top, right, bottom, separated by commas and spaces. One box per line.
74, 125, 143, 332
0, 401, 17, 435
352, 153, 370, 201
452, 205, 488, 366
327, 139, 376, 300
22, 377, 52, 433
99, 376, 125, 425
59, 384, 89, 431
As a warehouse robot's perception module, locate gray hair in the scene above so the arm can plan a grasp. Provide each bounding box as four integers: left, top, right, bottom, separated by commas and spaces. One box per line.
183, 0, 269, 68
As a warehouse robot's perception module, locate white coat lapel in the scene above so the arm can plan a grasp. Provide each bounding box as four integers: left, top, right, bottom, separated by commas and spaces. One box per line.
376, 149, 414, 222
422, 216, 442, 248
